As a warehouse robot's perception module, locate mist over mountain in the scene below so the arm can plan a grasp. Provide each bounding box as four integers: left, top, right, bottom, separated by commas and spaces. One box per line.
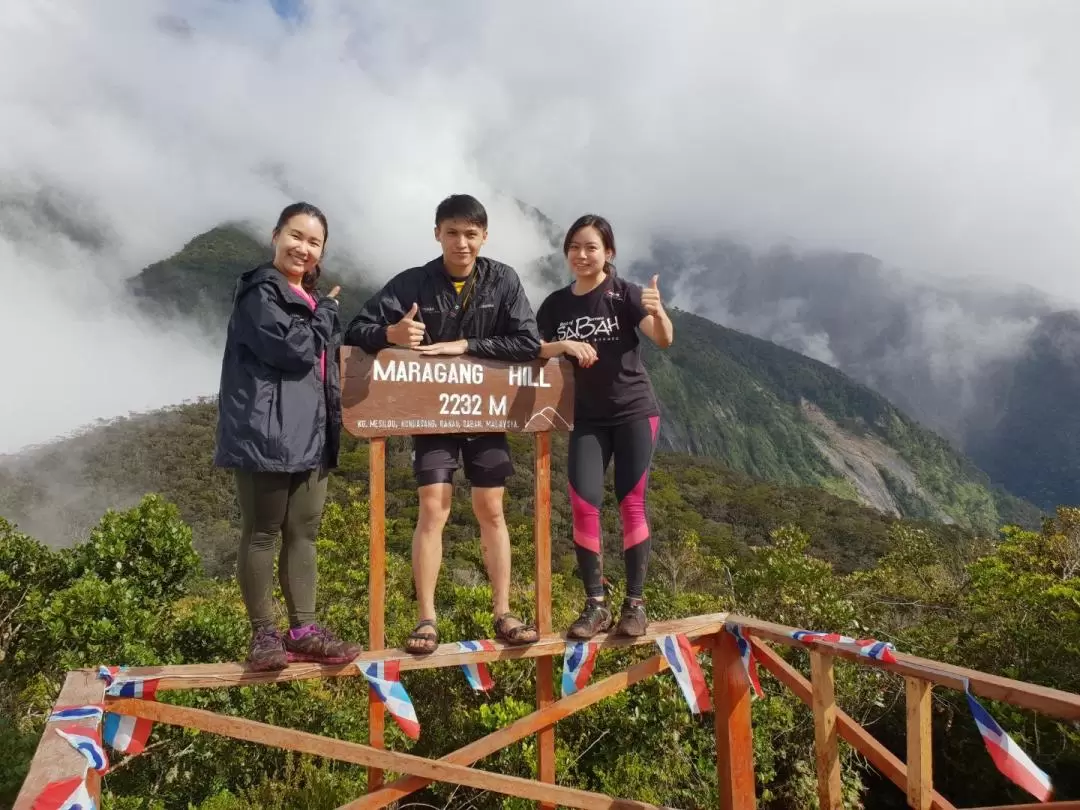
625, 238, 1080, 509
5, 1, 1080, 457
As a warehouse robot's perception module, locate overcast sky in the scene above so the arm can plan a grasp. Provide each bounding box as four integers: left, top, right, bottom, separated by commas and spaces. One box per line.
2, 0, 1079, 451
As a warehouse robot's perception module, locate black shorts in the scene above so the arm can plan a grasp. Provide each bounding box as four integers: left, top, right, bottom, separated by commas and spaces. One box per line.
412, 433, 514, 488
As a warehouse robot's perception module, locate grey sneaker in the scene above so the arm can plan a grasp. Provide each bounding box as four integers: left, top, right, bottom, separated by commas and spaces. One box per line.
615, 598, 648, 637
567, 599, 614, 639
247, 627, 288, 672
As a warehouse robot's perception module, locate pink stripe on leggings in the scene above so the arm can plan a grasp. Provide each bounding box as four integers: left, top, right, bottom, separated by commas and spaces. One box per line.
569, 484, 601, 553
620, 416, 659, 549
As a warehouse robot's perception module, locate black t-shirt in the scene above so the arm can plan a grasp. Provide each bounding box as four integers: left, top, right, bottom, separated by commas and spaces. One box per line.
536, 274, 659, 426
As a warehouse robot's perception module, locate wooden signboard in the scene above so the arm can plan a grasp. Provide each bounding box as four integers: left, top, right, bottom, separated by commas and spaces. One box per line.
340, 347, 575, 437
338, 344, 573, 797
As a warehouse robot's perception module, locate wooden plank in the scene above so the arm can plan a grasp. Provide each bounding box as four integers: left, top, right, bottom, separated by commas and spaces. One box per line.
105, 698, 661, 810
726, 613, 1080, 723
367, 436, 386, 791
713, 631, 756, 810
340, 348, 574, 437
343, 644, 702, 810
751, 639, 956, 810
906, 677, 933, 810
969, 803, 1080, 810
534, 430, 556, 809
13, 670, 104, 810
101, 613, 730, 689
810, 652, 842, 810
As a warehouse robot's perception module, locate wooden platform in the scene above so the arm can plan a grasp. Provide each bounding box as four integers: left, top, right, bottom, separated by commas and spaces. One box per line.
77, 612, 730, 691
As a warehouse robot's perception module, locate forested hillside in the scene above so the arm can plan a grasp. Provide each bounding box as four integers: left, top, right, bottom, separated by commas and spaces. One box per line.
2, 222, 1070, 809
3, 457, 1078, 808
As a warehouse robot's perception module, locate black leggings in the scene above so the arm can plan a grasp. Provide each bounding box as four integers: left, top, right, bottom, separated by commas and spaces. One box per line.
234, 468, 328, 632
568, 416, 659, 600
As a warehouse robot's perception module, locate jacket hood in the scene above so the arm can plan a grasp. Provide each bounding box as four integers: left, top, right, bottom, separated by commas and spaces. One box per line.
235, 263, 289, 303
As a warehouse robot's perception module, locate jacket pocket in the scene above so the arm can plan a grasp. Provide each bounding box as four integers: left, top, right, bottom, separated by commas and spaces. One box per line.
264, 381, 281, 459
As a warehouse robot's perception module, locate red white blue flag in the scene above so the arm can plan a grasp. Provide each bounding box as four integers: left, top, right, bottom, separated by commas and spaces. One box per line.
49, 705, 104, 723
965, 684, 1052, 802
97, 663, 158, 755
457, 640, 496, 691
359, 660, 421, 740
97, 666, 159, 699
55, 725, 109, 774
725, 625, 764, 698
31, 768, 95, 810
656, 633, 712, 714
102, 711, 154, 756
561, 641, 599, 697
791, 630, 898, 664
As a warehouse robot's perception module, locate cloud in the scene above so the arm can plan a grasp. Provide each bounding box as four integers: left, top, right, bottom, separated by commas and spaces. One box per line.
2, 0, 1080, 451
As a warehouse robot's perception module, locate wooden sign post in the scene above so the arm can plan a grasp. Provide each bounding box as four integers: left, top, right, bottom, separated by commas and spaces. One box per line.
340, 347, 574, 798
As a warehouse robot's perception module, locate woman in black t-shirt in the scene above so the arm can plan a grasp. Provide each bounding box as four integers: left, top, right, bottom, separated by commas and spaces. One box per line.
536, 215, 674, 638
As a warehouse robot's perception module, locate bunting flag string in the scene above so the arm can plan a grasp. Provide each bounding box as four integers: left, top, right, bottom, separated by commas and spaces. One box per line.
457, 640, 496, 691
97, 664, 158, 755
97, 666, 160, 699
561, 640, 599, 698
724, 624, 764, 698
31, 765, 96, 810
790, 629, 898, 664
656, 633, 712, 714
48, 705, 105, 724
54, 725, 109, 774
358, 660, 421, 740
964, 683, 1053, 802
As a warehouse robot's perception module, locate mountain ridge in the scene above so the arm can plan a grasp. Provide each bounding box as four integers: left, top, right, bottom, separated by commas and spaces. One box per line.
108, 224, 1041, 533
630, 235, 1080, 510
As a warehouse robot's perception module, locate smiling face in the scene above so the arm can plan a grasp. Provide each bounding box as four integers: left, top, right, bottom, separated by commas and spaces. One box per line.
435, 217, 487, 275
565, 224, 613, 282
271, 213, 325, 283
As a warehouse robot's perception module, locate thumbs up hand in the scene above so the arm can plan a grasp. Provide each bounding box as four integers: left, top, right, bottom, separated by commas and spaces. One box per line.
641, 274, 663, 315
386, 302, 427, 348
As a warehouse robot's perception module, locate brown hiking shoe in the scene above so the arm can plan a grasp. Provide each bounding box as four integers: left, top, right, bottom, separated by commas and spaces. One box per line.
567, 599, 613, 640
284, 623, 364, 664
247, 627, 288, 672
615, 599, 648, 637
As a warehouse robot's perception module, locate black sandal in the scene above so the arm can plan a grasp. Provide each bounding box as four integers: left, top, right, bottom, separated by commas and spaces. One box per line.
404, 618, 439, 655
494, 612, 539, 645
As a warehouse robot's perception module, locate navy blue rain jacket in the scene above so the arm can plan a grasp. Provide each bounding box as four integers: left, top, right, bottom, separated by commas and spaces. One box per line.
214, 263, 342, 472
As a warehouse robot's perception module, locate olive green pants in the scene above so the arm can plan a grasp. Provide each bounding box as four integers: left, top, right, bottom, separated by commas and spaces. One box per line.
234, 468, 328, 632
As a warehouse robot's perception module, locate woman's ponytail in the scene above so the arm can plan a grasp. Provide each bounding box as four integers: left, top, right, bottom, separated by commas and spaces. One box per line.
302, 264, 321, 293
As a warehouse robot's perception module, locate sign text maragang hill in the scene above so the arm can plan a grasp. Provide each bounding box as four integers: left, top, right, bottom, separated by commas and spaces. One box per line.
340, 347, 575, 438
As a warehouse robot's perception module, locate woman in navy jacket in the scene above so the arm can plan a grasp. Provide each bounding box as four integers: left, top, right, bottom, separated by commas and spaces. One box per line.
215, 202, 361, 671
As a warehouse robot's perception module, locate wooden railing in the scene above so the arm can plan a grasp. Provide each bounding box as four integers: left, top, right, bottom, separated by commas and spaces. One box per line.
14, 349, 1080, 809
15, 610, 1080, 809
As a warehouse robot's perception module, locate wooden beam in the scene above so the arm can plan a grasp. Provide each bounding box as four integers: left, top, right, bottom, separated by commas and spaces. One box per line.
367, 436, 386, 791
713, 631, 756, 810
13, 670, 103, 810
727, 613, 1080, 723
534, 431, 556, 809
93, 613, 729, 690
906, 677, 933, 810
105, 698, 661, 810
751, 639, 956, 810
342, 644, 702, 810
810, 652, 843, 810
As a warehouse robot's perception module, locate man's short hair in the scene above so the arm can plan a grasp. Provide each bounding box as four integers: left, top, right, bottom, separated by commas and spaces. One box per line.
435, 194, 488, 229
